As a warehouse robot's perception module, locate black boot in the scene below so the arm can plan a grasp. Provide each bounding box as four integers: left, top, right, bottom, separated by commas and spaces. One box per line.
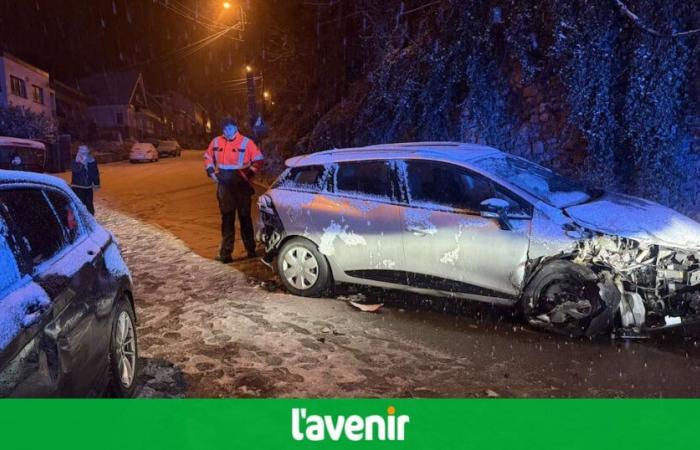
215, 254, 233, 264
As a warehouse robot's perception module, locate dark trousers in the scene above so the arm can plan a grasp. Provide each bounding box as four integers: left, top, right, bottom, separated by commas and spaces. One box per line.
73, 187, 95, 215
217, 182, 255, 258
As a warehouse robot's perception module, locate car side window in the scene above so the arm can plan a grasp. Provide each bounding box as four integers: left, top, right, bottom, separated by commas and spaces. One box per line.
404, 160, 531, 215
405, 161, 493, 212
277, 165, 328, 192
491, 184, 532, 217
0, 188, 66, 268
335, 160, 394, 200
45, 190, 80, 244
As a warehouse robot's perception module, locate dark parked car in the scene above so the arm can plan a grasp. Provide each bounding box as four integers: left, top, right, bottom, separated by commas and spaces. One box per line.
0, 136, 46, 172
157, 139, 182, 157
0, 170, 138, 397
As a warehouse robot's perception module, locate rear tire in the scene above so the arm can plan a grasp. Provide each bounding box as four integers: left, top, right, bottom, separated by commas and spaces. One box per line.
277, 237, 331, 297
108, 295, 138, 397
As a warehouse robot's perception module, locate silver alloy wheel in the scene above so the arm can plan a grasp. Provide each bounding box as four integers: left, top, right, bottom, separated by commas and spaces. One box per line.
282, 246, 319, 290
115, 311, 136, 387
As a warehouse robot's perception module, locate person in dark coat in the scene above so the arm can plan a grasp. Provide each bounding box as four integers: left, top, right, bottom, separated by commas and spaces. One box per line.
71, 145, 100, 214
9, 153, 25, 171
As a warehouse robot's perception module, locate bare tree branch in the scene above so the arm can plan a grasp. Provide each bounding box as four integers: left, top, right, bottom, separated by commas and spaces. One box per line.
614, 0, 700, 37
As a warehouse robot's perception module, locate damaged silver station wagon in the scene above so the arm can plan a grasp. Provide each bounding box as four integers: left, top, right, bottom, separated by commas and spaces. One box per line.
256, 142, 700, 338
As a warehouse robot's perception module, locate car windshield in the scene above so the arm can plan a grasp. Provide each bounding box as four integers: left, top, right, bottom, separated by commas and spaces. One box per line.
472, 154, 591, 208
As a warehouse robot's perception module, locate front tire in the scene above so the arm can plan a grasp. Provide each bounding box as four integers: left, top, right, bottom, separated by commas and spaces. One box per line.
277, 237, 331, 297
521, 260, 603, 337
108, 296, 138, 397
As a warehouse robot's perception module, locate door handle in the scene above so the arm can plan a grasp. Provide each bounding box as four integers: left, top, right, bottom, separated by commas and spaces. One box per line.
405, 226, 429, 236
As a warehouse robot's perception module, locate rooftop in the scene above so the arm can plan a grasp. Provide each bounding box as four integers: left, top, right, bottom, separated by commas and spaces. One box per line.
0, 52, 49, 77
285, 142, 503, 167
0, 136, 46, 150
73, 71, 143, 106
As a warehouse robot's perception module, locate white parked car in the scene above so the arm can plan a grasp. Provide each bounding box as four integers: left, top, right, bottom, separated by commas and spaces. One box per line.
129, 143, 159, 163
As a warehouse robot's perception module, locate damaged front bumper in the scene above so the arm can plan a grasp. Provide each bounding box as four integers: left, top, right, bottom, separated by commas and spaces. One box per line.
255, 194, 284, 264
575, 235, 700, 337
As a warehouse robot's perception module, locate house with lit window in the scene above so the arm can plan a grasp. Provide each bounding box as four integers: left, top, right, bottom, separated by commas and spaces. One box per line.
0, 52, 55, 117
74, 71, 162, 140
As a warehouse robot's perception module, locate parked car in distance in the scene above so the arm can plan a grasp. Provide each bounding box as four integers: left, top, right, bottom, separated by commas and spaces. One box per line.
157, 140, 182, 158
0, 170, 138, 397
0, 136, 46, 172
256, 142, 700, 338
141, 138, 160, 148
129, 143, 159, 163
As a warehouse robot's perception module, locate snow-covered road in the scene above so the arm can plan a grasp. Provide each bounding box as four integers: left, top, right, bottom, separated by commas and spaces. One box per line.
80, 153, 700, 397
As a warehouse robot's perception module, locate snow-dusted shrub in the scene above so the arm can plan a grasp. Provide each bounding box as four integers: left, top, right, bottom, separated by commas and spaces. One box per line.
0, 105, 56, 142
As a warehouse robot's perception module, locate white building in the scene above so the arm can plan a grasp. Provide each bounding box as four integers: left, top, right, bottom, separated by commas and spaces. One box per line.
0, 52, 55, 117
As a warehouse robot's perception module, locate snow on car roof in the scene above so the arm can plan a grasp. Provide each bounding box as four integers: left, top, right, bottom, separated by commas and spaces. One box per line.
285, 142, 502, 167
0, 136, 46, 150
0, 169, 70, 190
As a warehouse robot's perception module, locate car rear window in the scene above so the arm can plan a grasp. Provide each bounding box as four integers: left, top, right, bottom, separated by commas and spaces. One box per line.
0, 188, 67, 269
275, 165, 329, 191
335, 161, 393, 200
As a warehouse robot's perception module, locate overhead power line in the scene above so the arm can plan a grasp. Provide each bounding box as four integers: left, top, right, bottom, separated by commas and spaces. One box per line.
153, 0, 247, 39
128, 24, 236, 69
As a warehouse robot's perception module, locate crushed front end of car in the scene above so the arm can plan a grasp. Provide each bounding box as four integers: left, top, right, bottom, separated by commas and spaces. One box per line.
573, 234, 700, 337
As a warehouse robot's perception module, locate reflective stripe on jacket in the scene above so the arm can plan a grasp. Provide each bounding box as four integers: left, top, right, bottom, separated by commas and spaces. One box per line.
204, 132, 264, 176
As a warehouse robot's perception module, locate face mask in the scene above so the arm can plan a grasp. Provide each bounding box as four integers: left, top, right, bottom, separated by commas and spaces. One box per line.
223, 125, 237, 140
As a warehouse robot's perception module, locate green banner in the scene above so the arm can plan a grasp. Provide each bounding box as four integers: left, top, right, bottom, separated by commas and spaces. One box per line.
1, 399, 697, 449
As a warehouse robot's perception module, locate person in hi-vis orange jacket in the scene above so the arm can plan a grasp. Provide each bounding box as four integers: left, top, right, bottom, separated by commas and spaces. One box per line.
204, 116, 264, 263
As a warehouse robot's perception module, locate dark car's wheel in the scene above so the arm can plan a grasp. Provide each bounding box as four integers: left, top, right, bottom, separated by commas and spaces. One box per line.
108, 296, 138, 397
277, 237, 331, 297
521, 260, 603, 338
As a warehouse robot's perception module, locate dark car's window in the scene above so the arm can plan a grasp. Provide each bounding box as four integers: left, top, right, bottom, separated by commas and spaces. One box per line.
0, 217, 21, 295
0, 188, 66, 268
335, 161, 393, 200
405, 160, 529, 215
45, 190, 80, 244
277, 165, 328, 191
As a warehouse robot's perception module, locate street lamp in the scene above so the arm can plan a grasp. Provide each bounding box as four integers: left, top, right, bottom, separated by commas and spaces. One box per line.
223, 2, 231, 9
263, 91, 270, 100
245, 65, 252, 73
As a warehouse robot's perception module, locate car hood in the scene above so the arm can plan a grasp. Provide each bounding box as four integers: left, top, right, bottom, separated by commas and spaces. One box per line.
564, 192, 700, 250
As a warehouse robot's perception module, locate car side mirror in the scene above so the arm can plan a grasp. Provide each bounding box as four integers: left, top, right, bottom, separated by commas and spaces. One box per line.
479, 198, 512, 230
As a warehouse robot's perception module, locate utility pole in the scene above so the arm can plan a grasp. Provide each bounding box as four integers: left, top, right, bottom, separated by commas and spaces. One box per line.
245, 65, 258, 131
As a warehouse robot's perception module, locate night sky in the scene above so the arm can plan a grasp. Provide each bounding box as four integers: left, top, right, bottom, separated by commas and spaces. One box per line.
0, 0, 265, 114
